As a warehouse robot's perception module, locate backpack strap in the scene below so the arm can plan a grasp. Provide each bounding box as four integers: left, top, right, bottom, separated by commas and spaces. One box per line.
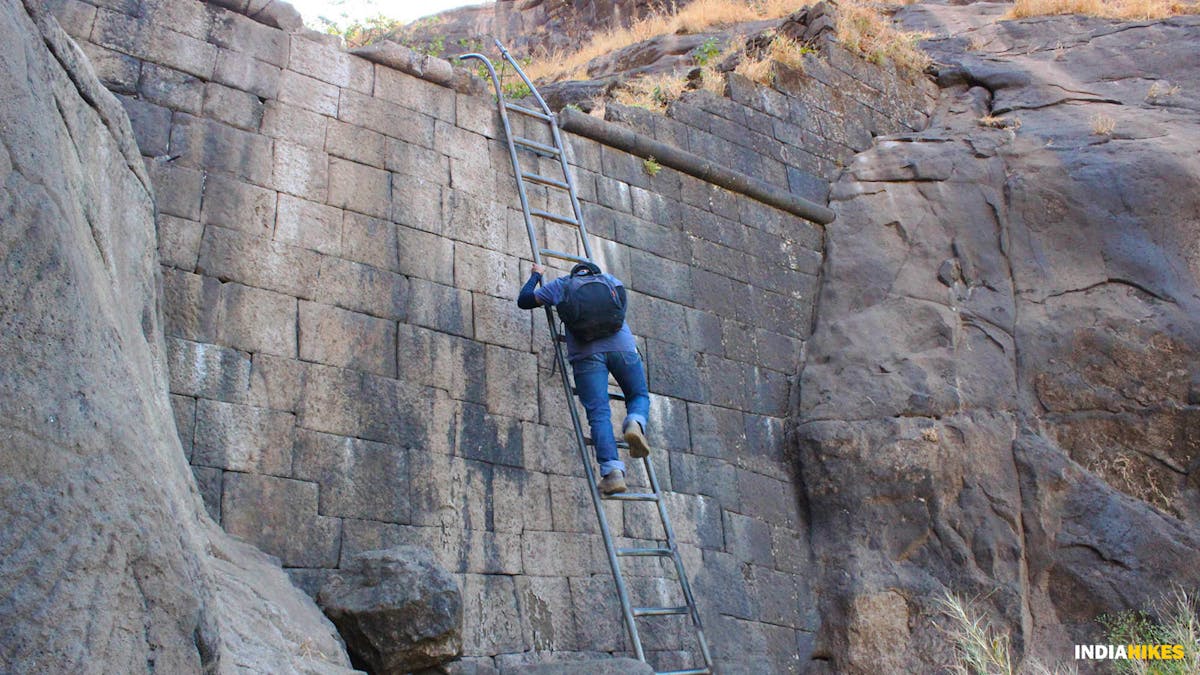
570, 262, 602, 277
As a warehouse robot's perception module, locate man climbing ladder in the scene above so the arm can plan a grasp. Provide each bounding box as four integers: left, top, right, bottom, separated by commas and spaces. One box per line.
461, 39, 714, 675
516, 261, 651, 495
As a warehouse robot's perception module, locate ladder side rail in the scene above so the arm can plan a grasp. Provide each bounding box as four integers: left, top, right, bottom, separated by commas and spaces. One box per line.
641, 457, 716, 671
547, 308, 646, 661
493, 41, 594, 261
459, 52, 543, 265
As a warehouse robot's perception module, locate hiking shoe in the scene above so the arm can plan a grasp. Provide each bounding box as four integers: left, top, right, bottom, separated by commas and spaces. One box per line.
599, 470, 627, 495
624, 420, 651, 458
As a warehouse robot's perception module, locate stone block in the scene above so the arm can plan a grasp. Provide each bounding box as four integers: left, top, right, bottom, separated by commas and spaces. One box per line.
298, 363, 434, 448
196, 224, 321, 299
147, 160, 202, 221
396, 322, 485, 402
199, 173, 277, 237
326, 120, 386, 168
670, 453, 739, 509
724, 511, 773, 567
247, 353, 309, 412
521, 531, 602, 578
391, 176, 443, 234
288, 35, 372, 91
162, 268, 220, 341
567, 577, 627, 652
434, 120, 487, 160
492, 465, 553, 534
685, 308, 723, 356
600, 144, 649, 190
473, 293, 531, 352
50, 0, 95, 39
138, 62, 204, 113
340, 213, 398, 273
342, 521, 522, 576
328, 157, 390, 219
377, 68, 455, 122
626, 248, 691, 306
275, 193, 342, 255
170, 393, 196, 458
213, 48, 282, 99
192, 398, 294, 474
461, 575, 529, 656
293, 429, 410, 522
736, 466, 795, 531
386, 138, 448, 180
314, 256, 407, 322
278, 70, 339, 116
456, 401, 524, 468
687, 403, 746, 461
216, 282, 298, 358
630, 185, 681, 227
744, 364, 791, 417
260, 100, 327, 149
202, 81, 263, 131
751, 565, 803, 629
646, 338, 703, 402
692, 237, 749, 280
157, 214, 203, 271
221, 473, 341, 567
548, 477, 623, 535
772, 527, 812, 576
700, 353, 749, 409
339, 89, 435, 147
117, 94, 171, 156
191, 466, 222, 521
648, 393, 689, 453
272, 139, 328, 201
454, 243, 520, 298
695, 550, 756, 620
167, 337, 251, 402
692, 268, 752, 324
442, 189, 506, 250
209, 8, 290, 66
93, 9, 216, 78
722, 319, 759, 365
521, 423, 584, 478
627, 293, 688, 347
168, 113, 272, 186
397, 222, 455, 285
298, 301, 396, 377
406, 454, 489, 531
615, 215, 690, 265
515, 576, 579, 652
449, 153, 494, 199
407, 278, 472, 338
79, 42, 139, 94
456, 92, 498, 139
485, 345, 538, 422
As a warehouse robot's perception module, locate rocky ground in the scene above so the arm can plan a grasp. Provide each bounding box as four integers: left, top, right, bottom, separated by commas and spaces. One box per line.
797, 2, 1200, 672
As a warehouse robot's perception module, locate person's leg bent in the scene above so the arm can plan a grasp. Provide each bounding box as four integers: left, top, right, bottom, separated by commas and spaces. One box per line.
608, 350, 650, 434
572, 354, 625, 476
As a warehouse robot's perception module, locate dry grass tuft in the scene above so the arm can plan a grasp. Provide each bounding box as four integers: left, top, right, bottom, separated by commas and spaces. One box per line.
698, 65, 728, 95
612, 71, 690, 112
523, 0, 815, 82
1008, 0, 1200, 19
1090, 111, 1117, 135
935, 591, 1016, 675
836, 0, 932, 75
1147, 80, 1181, 100
978, 114, 1021, 129
735, 53, 777, 85
733, 33, 815, 86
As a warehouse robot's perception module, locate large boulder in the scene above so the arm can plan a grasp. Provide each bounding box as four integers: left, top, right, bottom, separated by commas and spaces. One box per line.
0, 0, 352, 671
319, 546, 463, 673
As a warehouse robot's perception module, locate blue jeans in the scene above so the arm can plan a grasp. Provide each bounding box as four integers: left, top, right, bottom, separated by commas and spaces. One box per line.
571, 351, 650, 477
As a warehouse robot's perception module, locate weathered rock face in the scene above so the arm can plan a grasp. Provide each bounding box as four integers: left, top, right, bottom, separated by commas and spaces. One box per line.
319, 546, 463, 673
797, 2, 1200, 671
0, 0, 352, 671
391, 0, 667, 58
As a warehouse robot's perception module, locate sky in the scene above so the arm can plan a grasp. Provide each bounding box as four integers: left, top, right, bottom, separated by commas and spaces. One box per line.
291, 0, 489, 28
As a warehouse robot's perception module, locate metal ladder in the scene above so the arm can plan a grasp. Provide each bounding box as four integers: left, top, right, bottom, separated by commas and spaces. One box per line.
459, 42, 714, 675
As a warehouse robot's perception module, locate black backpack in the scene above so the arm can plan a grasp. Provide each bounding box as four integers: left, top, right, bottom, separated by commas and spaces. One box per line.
557, 263, 627, 342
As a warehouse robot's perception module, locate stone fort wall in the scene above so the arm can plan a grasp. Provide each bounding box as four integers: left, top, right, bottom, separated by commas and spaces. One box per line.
45, 0, 934, 670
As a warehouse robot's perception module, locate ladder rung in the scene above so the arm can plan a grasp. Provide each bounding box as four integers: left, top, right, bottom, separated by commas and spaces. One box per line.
634, 606, 689, 617
572, 387, 626, 401
521, 171, 569, 190
505, 101, 552, 121
617, 547, 672, 557
540, 248, 591, 265
530, 209, 579, 226
656, 669, 711, 675
584, 437, 629, 449
512, 136, 560, 156
601, 492, 659, 502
